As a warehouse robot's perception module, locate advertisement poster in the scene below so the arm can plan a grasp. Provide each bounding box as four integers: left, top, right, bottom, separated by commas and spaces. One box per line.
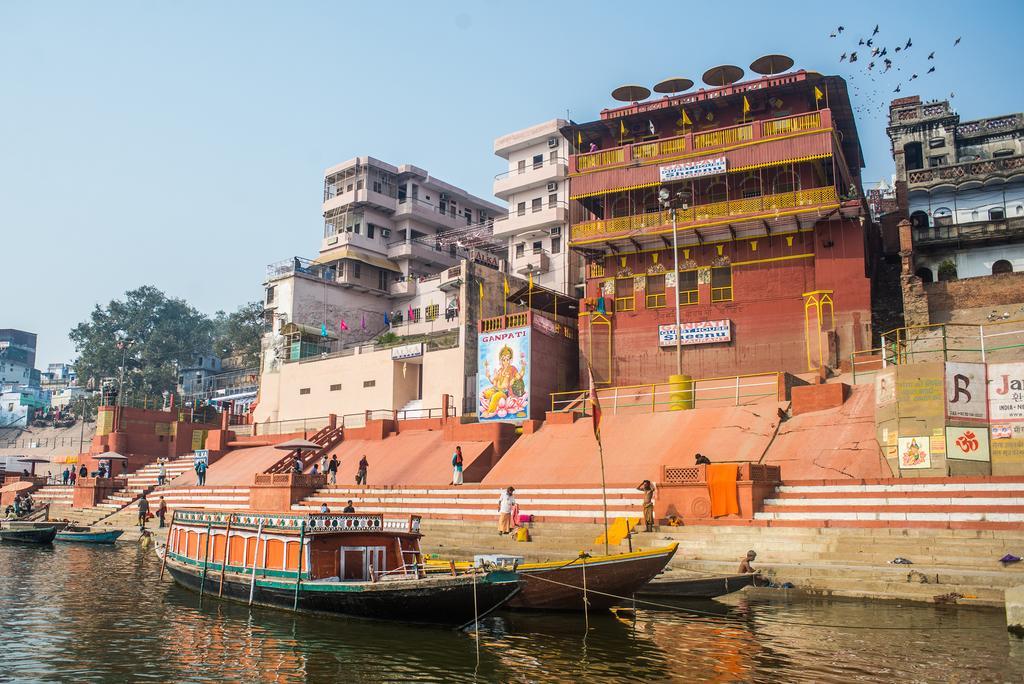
946, 427, 990, 462
659, 156, 727, 182
477, 326, 530, 422
898, 436, 931, 469
988, 362, 1024, 422
192, 449, 209, 467
659, 320, 732, 347
944, 362, 988, 422
875, 369, 896, 407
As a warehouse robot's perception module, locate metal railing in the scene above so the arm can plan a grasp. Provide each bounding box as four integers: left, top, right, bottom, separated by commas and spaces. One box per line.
253, 416, 331, 436
550, 372, 781, 414
913, 216, 1024, 246
494, 156, 568, 180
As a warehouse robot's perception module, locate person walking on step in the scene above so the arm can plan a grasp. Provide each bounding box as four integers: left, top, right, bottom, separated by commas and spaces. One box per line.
328, 455, 339, 485
451, 446, 464, 486
637, 480, 656, 532
356, 456, 368, 486
498, 486, 516, 535
157, 459, 167, 486
137, 493, 150, 530
321, 454, 329, 476
195, 459, 207, 486
156, 496, 167, 528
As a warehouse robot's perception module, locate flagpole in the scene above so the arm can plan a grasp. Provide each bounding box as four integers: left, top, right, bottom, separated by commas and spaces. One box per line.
597, 440, 610, 556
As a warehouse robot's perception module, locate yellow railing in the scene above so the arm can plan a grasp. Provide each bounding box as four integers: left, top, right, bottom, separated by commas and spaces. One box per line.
576, 148, 625, 171
762, 112, 821, 138
632, 136, 687, 160
693, 124, 753, 150
481, 317, 504, 332
506, 312, 528, 328
571, 186, 839, 241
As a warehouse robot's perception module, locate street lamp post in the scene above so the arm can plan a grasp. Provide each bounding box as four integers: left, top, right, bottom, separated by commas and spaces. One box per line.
658, 188, 690, 376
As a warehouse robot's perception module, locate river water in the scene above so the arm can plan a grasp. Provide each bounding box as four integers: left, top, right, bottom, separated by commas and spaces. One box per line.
1, 541, 1023, 683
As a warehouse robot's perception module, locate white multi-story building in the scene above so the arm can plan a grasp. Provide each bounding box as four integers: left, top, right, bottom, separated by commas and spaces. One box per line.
493, 120, 583, 298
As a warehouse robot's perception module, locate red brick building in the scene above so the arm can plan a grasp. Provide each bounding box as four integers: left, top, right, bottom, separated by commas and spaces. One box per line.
568, 69, 873, 384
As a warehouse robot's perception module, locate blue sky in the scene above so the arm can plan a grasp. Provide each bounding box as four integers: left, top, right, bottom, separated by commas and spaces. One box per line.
2, 0, 1022, 368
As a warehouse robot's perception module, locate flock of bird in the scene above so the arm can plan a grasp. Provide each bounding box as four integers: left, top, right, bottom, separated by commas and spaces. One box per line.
826, 24, 964, 118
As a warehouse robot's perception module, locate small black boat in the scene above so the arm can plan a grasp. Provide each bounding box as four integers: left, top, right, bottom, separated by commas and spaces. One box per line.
0, 524, 60, 545
637, 573, 756, 598
160, 509, 521, 627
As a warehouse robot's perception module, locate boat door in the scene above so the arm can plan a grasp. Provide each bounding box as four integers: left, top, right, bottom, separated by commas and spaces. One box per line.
339, 546, 387, 580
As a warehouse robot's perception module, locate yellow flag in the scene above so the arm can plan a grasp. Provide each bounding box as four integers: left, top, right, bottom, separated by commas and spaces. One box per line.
577, 130, 582, 146
478, 280, 484, 301
742, 96, 751, 114
619, 120, 626, 137
503, 277, 510, 296
680, 108, 692, 126
814, 86, 824, 103
528, 271, 533, 290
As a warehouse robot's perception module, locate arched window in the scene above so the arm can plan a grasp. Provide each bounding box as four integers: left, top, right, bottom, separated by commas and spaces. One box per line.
910, 210, 929, 228
641, 191, 660, 214
915, 267, 934, 283
772, 169, 800, 194
990, 207, 1005, 220
933, 207, 953, 226
706, 181, 727, 203
993, 259, 1013, 275
610, 195, 631, 218
739, 174, 762, 199
1016, 205, 1024, 216
971, 210, 979, 221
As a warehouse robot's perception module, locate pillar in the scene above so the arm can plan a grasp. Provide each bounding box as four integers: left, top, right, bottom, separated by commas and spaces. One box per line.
1007, 585, 1024, 636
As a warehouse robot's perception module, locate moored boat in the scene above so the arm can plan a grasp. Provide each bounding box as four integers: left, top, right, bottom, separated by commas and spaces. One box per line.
637, 572, 756, 598
0, 523, 60, 544
160, 509, 521, 627
55, 527, 124, 544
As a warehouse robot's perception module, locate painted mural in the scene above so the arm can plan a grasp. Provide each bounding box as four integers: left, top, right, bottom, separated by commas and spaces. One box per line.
946, 427, 990, 462
898, 436, 931, 470
477, 326, 530, 422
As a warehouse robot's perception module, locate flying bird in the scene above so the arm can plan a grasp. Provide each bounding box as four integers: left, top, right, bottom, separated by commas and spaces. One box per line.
894, 84, 901, 93
840, 52, 847, 62
868, 61, 875, 70
871, 47, 880, 56
927, 66, 936, 74
880, 47, 887, 56
954, 36, 961, 46
910, 73, 918, 80
849, 51, 858, 62
867, 38, 874, 47
830, 32, 837, 38
950, 91, 955, 98
838, 25, 845, 33
883, 58, 892, 71
873, 24, 880, 35
905, 38, 912, 49
894, 46, 902, 53
928, 51, 935, 60
858, 38, 865, 45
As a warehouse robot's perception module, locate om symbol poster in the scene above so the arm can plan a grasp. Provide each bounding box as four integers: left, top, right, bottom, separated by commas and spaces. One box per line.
478, 325, 530, 422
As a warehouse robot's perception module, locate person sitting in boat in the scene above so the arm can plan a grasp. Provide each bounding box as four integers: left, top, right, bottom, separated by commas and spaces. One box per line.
23, 494, 33, 513
343, 500, 355, 513
738, 550, 757, 574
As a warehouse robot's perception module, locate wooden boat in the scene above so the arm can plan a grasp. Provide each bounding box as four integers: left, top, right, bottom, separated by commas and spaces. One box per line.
0, 524, 59, 544
161, 509, 521, 627
426, 544, 679, 611
55, 527, 124, 544
636, 573, 756, 598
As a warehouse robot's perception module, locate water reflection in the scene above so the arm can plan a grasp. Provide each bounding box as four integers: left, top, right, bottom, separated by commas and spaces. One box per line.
1, 543, 1022, 683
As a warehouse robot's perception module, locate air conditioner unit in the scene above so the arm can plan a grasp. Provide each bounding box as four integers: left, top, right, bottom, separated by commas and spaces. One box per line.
547, 182, 558, 192
549, 226, 561, 236
381, 229, 392, 238
548, 137, 559, 148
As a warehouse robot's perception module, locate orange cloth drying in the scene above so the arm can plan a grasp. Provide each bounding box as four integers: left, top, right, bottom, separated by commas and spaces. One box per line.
706, 463, 740, 518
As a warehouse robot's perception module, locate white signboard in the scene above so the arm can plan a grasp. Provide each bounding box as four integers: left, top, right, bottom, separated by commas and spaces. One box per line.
659, 320, 732, 347
988, 362, 1024, 422
946, 427, 990, 462
945, 362, 988, 422
659, 156, 727, 182
193, 449, 209, 467
390, 343, 424, 360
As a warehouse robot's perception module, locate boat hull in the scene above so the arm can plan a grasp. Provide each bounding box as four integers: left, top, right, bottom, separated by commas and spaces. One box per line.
509, 545, 678, 611
164, 555, 519, 626
55, 529, 124, 544
637, 573, 755, 598
0, 525, 59, 544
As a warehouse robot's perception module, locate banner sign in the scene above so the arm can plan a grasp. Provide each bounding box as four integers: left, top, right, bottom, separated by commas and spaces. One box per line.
659, 156, 727, 182
659, 320, 731, 347
988, 363, 1024, 422
477, 326, 530, 423
193, 449, 209, 467
944, 362, 988, 422
390, 343, 424, 360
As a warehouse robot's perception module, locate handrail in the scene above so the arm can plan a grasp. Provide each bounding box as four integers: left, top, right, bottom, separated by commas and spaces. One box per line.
852, 320, 1024, 374
494, 156, 568, 180
551, 372, 781, 414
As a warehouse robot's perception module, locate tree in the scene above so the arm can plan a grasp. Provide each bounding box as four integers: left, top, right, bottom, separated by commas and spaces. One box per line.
211, 302, 264, 367
70, 286, 214, 401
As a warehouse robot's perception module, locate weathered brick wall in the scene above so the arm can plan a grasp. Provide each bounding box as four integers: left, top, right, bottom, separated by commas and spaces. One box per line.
925, 272, 1024, 320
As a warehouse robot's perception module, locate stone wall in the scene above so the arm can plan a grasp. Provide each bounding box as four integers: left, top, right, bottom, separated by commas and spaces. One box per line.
926, 271, 1024, 322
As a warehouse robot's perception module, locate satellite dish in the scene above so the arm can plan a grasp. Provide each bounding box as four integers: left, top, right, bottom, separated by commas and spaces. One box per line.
750, 54, 794, 76
653, 77, 694, 94
611, 84, 652, 102
702, 65, 744, 87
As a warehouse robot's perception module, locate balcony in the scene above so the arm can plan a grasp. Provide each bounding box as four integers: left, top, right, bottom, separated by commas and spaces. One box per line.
387, 239, 458, 267
440, 264, 463, 291
322, 187, 397, 214
913, 216, 1024, 249
493, 201, 568, 238
395, 197, 471, 231
570, 186, 839, 245
493, 157, 567, 199
514, 249, 550, 276
907, 154, 1024, 189
570, 110, 831, 174
389, 278, 417, 297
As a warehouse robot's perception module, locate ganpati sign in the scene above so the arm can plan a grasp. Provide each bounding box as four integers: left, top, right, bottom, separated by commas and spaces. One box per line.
477, 326, 530, 423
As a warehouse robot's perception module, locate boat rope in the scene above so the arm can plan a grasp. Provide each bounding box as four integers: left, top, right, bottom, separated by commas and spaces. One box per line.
519, 573, 994, 631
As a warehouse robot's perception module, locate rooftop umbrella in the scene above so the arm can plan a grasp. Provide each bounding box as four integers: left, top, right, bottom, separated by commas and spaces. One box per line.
611, 84, 652, 102
750, 54, 794, 76
94, 451, 129, 461
653, 77, 694, 95
17, 457, 50, 476
702, 65, 744, 87
0, 481, 35, 494
273, 438, 323, 451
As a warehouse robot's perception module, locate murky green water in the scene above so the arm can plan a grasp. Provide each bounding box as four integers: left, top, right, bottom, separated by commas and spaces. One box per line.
1, 541, 1022, 682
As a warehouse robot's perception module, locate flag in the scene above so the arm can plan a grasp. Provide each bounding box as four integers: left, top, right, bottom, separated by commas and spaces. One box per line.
503, 277, 510, 296
407, 305, 414, 319
619, 120, 626, 138
339, 319, 348, 331
742, 96, 751, 114
320, 323, 328, 337
576, 130, 582, 146
814, 86, 824, 109
680, 108, 692, 126
588, 367, 602, 445
648, 119, 656, 136
478, 280, 484, 301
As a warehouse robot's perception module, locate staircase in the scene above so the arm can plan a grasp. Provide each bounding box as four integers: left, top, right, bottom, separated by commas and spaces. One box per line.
96, 456, 196, 511
291, 484, 645, 523
398, 399, 428, 419
753, 477, 1024, 529
31, 485, 74, 506
264, 423, 345, 474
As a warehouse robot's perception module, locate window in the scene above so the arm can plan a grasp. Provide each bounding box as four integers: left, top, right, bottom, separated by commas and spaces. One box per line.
993, 149, 1014, 158
532, 241, 543, 253
548, 193, 558, 208
614, 278, 635, 312
425, 304, 440, 321
677, 270, 698, 305
266, 286, 275, 304
990, 207, 1006, 220
353, 223, 360, 235
549, 150, 558, 163
410, 308, 421, 323
299, 388, 311, 395
357, 180, 364, 190
346, 183, 353, 192
711, 266, 733, 302
515, 243, 525, 258
772, 169, 800, 194
517, 202, 526, 217
646, 274, 666, 308
707, 181, 727, 203
367, 224, 375, 239
903, 142, 923, 171
464, 209, 473, 225
372, 180, 382, 193
551, 236, 561, 254
910, 211, 929, 228
531, 198, 542, 212
929, 155, 947, 167
993, 259, 1013, 275
739, 174, 762, 198
353, 262, 361, 278
363, 380, 376, 388
378, 270, 388, 291
533, 154, 544, 169
518, 160, 526, 174
411, 184, 419, 200
928, 138, 945, 149
330, 384, 342, 391
933, 207, 953, 226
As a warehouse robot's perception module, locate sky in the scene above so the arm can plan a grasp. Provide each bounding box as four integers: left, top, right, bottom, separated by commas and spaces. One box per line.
2, 0, 1022, 369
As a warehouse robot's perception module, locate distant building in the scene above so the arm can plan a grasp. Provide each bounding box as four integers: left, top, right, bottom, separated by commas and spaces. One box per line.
866, 178, 898, 222
492, 120, 583, 298
1, 383, 49, 427
40, 362, 77, 394
176, 354, 259, 416
0, 329, 38, 388
886, 95, 1024, 324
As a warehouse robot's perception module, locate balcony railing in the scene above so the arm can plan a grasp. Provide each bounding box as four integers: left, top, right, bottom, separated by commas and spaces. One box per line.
571, 110, 828, 174
494, 156, 568, 180
913, 216, 1024, 246
907, 154, 1024, 187
571, 186, 838, 242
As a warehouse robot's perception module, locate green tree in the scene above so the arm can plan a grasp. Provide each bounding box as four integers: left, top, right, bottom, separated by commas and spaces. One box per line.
70, 286, 214, 400
211, 301, 264, 367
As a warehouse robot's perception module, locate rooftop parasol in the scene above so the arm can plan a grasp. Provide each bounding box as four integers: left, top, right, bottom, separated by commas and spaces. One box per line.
702, 65, 744, 87
94, 451, 129, 461
17, 457, 50, 476
749, 54, 795, 76
273, 438, 324, 451
611, 84, 651, 102
653, 77, 694, 95
0, 481, 35, 494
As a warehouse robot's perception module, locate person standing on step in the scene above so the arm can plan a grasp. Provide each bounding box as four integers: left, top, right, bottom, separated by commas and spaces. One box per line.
319, 502, 330, 514
158, 459, 167, 486
69, 468, 77, 486
343, 500, 355, 513
293, 455, 303, 474
195, 459, 207, 486
498, 486, 516, 535
79, 463, 88, 480
637, 480, 656, 532
321, 454, 329, 476
356, 456, 368, 485
451, 446, 464, 486
328, 455, 339, 485
156, 496, 168, 528
137, 493, 150, 530
62, 467, 70, 486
